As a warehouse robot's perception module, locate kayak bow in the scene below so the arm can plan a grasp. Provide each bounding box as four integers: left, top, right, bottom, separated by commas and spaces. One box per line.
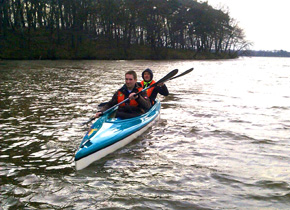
75, 100, 161, 170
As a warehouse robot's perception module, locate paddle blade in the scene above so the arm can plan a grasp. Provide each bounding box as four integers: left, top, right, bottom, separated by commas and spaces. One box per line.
170, 68, 194, 80
155, 69, 178, 85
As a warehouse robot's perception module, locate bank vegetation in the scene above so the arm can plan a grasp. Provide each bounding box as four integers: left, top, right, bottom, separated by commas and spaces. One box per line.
0, 0, 251, 60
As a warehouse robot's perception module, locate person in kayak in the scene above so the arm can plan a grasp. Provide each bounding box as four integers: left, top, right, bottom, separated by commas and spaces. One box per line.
95, 70, 151, 119
140, 68, 169, 105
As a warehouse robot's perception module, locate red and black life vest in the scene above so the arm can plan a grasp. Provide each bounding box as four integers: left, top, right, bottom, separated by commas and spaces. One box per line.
117, 87, 143, 107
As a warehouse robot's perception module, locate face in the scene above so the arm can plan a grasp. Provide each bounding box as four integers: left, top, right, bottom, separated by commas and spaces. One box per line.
143, 72, 151, 82
125, 74, 137, 90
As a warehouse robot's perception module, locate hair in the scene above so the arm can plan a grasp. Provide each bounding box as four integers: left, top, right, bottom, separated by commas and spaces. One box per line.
125, 70, 137, 80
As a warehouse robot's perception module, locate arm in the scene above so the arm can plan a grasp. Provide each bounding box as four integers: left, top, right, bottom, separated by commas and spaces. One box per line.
148, 84, 169, 103
95, 92, 118, 118
138, 91, 151, 109
129, 91, 151, 110
155, 83, 169, 96
100, 92, 118, 111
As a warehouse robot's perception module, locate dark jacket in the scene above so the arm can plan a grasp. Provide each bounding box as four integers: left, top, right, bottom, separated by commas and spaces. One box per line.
149, 84, 169, 104
140, 81, 169, 105
100, 83, 151, 119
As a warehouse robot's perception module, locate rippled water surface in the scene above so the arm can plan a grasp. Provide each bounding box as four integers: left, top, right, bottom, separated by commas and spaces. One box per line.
1, 58, 290, 209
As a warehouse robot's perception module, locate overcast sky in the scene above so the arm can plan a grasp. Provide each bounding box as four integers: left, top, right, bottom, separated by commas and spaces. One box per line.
201, 0, 290, 51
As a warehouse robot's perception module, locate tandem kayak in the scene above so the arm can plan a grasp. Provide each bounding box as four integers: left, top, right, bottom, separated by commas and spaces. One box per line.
75, 100, 161, 170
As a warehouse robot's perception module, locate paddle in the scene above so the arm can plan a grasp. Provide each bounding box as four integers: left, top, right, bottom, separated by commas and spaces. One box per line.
81, 69, 179, 125
169, 68, 194, 81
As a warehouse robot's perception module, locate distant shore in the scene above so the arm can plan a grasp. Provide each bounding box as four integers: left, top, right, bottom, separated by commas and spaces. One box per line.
1, 44, 238, 60
2, 46, 289, 60
243, 50, 290, 57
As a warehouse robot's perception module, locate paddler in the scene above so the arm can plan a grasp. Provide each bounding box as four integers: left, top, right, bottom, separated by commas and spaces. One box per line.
140, 68, 169, 105
95, 70, 151, 119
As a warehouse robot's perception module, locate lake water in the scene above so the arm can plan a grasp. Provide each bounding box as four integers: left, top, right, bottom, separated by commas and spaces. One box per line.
0, 57, 289, 209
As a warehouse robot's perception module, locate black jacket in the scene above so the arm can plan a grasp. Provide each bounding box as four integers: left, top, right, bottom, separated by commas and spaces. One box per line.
140, 81, 169, 105
149, 84, 169, 104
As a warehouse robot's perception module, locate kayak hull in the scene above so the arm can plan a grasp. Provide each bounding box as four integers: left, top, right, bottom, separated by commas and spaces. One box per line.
75, 100, 161, 170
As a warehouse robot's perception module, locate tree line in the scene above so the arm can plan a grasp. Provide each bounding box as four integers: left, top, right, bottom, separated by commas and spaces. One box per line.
0, 0, 251, 59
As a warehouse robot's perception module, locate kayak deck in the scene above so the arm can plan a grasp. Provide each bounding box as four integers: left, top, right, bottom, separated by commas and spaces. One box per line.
75, 100, 161, 170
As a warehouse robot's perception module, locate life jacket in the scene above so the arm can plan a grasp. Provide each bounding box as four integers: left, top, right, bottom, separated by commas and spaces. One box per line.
117, 87, 143, 107
141, 80, 156, 97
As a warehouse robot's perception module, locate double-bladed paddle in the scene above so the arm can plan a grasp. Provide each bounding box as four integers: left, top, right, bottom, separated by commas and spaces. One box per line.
81, 69, 179, 125
169, 68, 194, 80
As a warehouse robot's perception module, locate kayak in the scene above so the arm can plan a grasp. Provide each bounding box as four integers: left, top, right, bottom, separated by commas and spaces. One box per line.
75, 100, 161, 170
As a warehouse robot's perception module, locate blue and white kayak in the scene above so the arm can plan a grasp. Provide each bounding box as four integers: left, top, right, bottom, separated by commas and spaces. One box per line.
75, 100, 161, 170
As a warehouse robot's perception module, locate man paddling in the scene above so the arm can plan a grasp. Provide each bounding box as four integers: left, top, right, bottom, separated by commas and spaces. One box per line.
95, 70, 151, 119
140, 68, 169, 105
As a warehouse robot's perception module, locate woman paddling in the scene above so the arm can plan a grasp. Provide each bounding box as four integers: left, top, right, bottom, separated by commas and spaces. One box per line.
140, 68, 169, 105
